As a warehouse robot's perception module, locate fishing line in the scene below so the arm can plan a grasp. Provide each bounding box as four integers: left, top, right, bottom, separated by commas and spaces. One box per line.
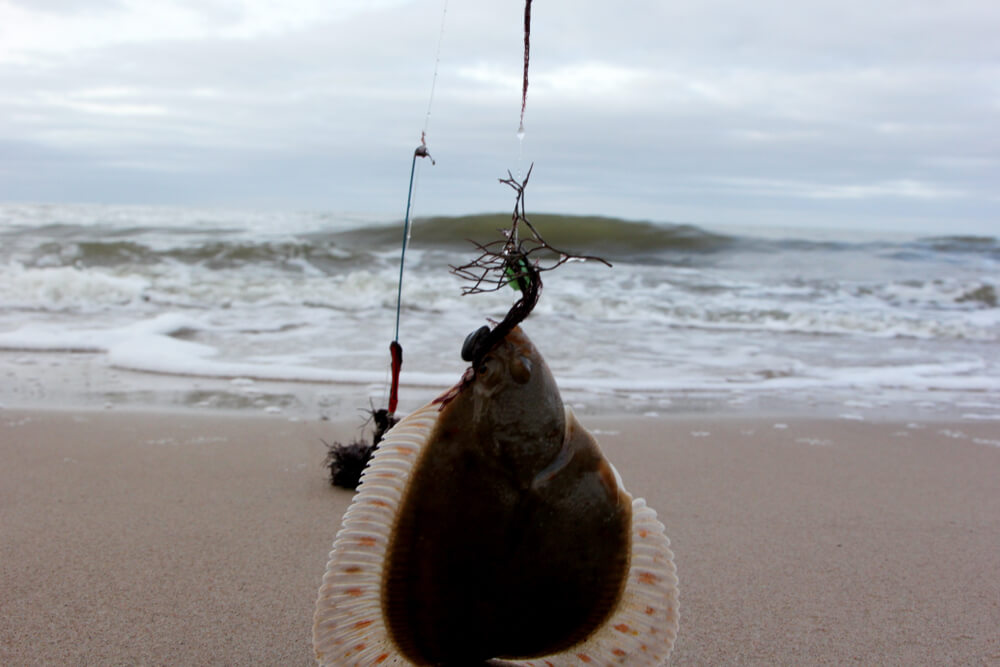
513, 0, 533, 239
386, 0, 447, 415
519, 0, 532, 136
424, 0, 449, 137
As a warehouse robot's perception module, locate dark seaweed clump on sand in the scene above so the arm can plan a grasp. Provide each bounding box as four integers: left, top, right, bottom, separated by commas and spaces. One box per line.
324, 409, 399, 490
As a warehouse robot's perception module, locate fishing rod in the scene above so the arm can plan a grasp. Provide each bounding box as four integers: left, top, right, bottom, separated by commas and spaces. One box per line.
387, 0, 450, 417
389, 136, 434, 417
325, 0, 448, 489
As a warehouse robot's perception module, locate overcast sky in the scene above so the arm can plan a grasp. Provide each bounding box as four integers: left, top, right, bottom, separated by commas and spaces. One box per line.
1, 0, 997, 232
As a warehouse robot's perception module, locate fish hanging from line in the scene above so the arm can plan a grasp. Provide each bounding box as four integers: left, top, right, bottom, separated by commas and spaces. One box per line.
312, 325, 679, 665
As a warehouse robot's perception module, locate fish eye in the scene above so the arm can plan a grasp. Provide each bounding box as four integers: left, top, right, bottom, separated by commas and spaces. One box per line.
477, 356, 493, 374
476, 355, 505, 387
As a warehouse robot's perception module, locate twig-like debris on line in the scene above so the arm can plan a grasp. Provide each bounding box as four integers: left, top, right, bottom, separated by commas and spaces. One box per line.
450, 165, 611, 367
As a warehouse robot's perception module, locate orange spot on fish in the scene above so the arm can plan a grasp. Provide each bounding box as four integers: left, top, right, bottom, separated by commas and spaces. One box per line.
577, 654, 592, 663
613, 648, 627, 657
639, 529, 649, 538
355, 643, 366, 651
354, 620, 374, 629
369, 499, 390, 508
645, 605, 657, 615
345, 587, 363, 597
357, 536, 377, 547
638, 571, 660, 584
343, 565, 362, 573
375, 654, 389, 664
614, 623, 638, 635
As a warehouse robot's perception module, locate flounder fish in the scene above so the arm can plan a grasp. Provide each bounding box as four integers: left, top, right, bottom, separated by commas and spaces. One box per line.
313, 326, 679, 665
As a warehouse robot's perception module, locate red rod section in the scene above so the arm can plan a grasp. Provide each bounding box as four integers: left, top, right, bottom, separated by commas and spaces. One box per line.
388, 340, 403, 416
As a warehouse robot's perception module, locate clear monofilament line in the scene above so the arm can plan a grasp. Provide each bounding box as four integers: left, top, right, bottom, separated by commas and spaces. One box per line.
423, 0, 449, 139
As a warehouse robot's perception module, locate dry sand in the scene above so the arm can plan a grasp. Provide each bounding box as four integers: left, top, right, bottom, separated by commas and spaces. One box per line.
2, 409, 998, 665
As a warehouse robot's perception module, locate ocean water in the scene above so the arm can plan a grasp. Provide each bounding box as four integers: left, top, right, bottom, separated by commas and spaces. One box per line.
1, 202, 998, 420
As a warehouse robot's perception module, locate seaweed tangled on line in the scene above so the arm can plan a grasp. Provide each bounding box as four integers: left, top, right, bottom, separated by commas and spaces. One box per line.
450, 165, 611, 367
323, 408, 399, 490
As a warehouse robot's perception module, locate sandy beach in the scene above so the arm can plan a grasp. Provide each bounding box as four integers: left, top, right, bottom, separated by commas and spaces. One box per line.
2, 408, 998, 665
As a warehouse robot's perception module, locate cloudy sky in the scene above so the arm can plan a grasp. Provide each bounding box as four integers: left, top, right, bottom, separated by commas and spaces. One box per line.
1, 0, 997, 232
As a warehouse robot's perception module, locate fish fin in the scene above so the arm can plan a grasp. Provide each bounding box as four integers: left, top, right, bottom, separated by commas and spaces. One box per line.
312, 402, 439, 666
535, 498, 679, 665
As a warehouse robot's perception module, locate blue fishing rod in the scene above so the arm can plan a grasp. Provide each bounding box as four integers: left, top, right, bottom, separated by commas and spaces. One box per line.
386, 0, 448, 416
388, 140, 434, 416
323, 2, 447, 489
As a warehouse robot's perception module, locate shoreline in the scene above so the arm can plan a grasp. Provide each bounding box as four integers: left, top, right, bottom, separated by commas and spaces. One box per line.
2, 409, 999, 665
4, 349, 998, 423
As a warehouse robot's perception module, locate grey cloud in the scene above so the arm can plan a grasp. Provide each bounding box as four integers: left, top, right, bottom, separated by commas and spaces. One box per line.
0, 0, 997, 232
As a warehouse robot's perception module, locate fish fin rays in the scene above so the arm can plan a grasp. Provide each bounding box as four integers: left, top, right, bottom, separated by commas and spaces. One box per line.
312, 403, 439, 666
532, 497, 679, 665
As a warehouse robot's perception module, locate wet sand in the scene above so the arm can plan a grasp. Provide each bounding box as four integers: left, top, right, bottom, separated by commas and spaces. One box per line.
2, 409, 998, 665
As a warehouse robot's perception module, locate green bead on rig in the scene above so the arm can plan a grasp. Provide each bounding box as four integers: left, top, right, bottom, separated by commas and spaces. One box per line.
504, 255, 532, 292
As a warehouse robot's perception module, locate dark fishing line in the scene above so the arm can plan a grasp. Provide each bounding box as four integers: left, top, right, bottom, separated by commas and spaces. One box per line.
519, 0, 532, 133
